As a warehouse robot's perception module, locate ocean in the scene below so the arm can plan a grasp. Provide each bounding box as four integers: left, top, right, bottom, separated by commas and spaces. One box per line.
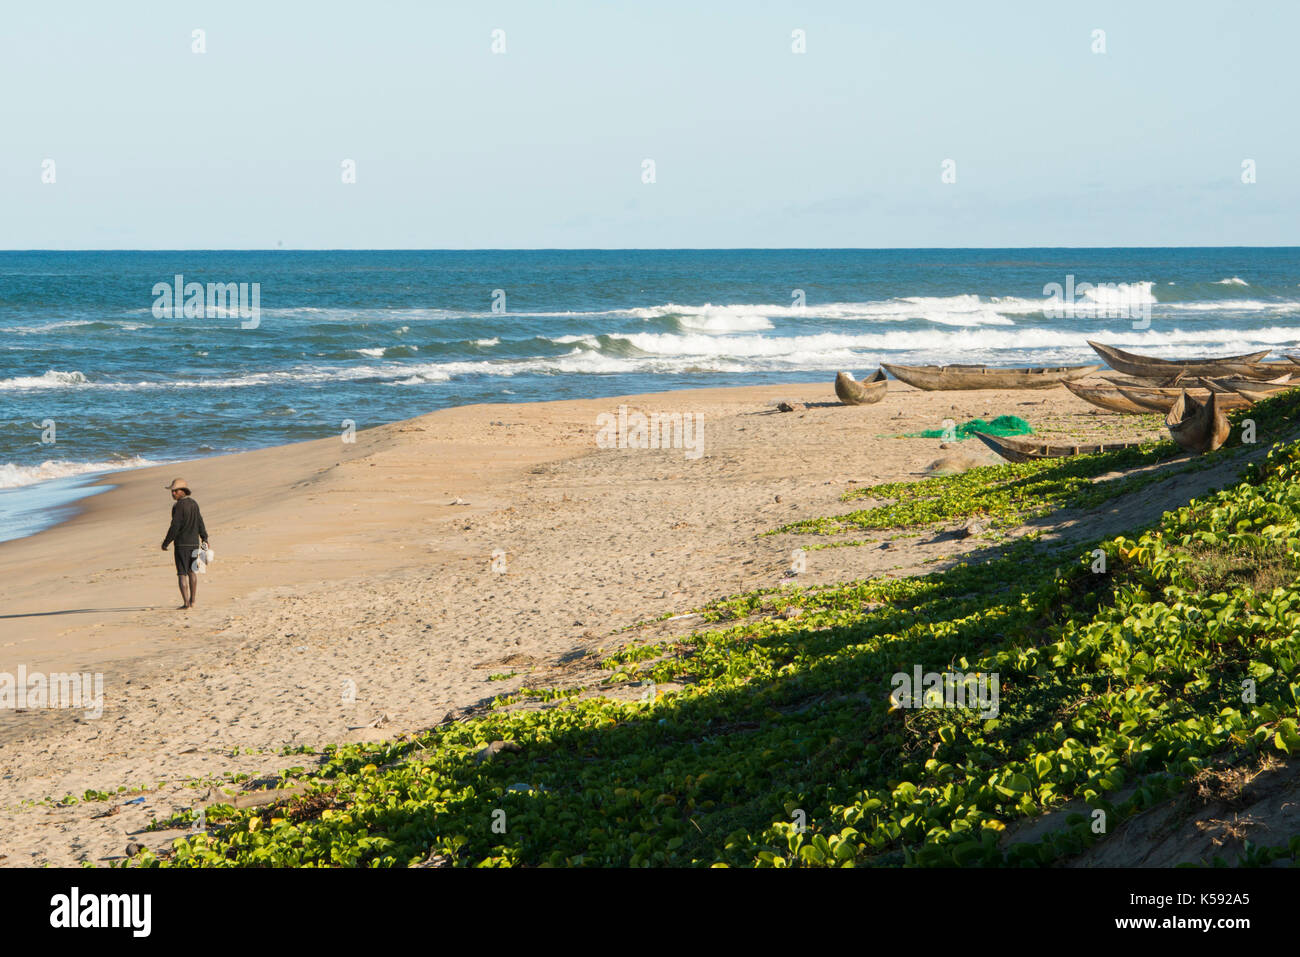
2, 248, 1298, 541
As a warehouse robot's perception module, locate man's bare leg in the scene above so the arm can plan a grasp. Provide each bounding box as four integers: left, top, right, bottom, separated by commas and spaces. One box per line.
187, 571, 198, 608
177, 574, 190, 610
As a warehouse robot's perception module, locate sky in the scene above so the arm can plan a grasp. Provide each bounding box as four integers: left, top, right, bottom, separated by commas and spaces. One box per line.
1, 1, 1296, 249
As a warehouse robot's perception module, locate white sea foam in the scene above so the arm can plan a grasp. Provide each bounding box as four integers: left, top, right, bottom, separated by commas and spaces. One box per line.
1215, 277, 1250, 285
473, 337, 501, 346
612, 331, 874, 357
631, 298, 1017, 327
0, 456, 157, 489
127, 290, 1300, 334
0, 370, 89, 390
260, 306, 465, 322
5, 320, 101, 334
1163, 300, 1297, 313
1078, 281, 1156, 308
355, 348, 386, 357
11, 322, 1300, 393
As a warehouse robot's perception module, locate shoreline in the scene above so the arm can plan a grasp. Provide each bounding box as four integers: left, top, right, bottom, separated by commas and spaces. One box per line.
0, 376, 1170, 865
0, 380, 803, 547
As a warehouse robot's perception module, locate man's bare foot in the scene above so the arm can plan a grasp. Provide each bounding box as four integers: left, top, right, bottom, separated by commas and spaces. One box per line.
178, 604, 190, 610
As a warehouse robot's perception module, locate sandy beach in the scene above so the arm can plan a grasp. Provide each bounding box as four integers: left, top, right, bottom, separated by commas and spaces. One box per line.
0, 380, 1172, 865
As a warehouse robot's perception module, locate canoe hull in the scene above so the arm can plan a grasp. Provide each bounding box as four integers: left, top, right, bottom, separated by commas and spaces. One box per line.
1165, 391, 1231, 454
1088, 340, 1271, 379
834, 370, 887, 405
1116, 385, 1252, 414
971, 431, 1144, 463
1223, 382, 1297, 403
882, 363, 1099, 391
1063, 380, 1150, 414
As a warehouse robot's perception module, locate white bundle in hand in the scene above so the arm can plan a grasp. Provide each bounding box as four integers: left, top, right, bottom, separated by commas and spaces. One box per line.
190, 543, 215, 574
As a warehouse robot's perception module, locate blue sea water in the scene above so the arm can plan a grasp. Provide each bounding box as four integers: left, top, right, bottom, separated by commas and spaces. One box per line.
2, 249, 1298, 540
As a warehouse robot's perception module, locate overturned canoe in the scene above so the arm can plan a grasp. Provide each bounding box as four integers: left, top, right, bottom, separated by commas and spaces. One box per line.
1062, 379, 1151, 415
971, 431, 1145, 463
834, 369, 887, 405
882, 363, 1099, 391
1165, 390, 1231, 453
1088, 341, 1271, 378
1116, 385, 1252, 414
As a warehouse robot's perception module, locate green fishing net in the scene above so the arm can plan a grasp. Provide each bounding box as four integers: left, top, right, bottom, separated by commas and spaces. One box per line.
901, 415, 1034, 440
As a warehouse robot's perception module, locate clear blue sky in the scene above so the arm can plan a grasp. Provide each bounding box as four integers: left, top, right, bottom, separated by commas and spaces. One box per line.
2, 1, 1296, 248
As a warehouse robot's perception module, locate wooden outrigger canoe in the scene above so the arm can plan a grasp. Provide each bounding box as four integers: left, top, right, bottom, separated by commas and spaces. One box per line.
1062, 379, 1151, 414
1116, 385, 1252, 414
1088, 341, 1271, 378
881, 362, 1099, 391
971, 431, 1145, 463
834, 369, 887, 405
1165, 390, 1231, 453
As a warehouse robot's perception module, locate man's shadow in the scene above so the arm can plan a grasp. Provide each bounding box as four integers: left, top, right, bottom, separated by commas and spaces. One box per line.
0, 606, 160, 620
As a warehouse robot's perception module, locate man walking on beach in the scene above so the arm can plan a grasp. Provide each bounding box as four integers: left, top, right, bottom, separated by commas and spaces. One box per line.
160, 478, 210, 610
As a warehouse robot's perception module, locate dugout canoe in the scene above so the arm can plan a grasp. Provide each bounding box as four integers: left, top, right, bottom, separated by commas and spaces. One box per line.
1105, 372, 1291, 394
1165, 390, 1231, 454
834, 369, 887, 405
1211, 378, 1299, 404
1062, 380, 1151, 415
1100, 373, 1190, 389
1190, 373, 1291, 390
971, 431, 1145, 464
881, 363, 1099, 391
1117, 385, 1251, 414
1087, 341, 1271, 378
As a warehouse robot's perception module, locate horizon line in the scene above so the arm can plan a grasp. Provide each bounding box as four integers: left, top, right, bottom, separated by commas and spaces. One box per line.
2, 245, 1299, 253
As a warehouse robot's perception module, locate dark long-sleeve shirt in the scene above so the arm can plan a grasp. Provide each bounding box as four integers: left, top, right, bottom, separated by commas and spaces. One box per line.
163, 496, 209, 548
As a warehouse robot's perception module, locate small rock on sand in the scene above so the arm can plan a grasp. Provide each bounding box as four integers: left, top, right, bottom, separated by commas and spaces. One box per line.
926, 454, 983, 476
777, 401, 803, 413
474, 739, 522, 764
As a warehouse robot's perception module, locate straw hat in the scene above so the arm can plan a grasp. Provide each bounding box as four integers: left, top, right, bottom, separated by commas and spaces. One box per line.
164, 478, 191, 492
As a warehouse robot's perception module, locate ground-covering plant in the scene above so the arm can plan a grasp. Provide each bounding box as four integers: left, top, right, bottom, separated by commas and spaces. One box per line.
131, 391, 1300, 867
778, 389, 1300, 538
776, 443, 1187, 535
